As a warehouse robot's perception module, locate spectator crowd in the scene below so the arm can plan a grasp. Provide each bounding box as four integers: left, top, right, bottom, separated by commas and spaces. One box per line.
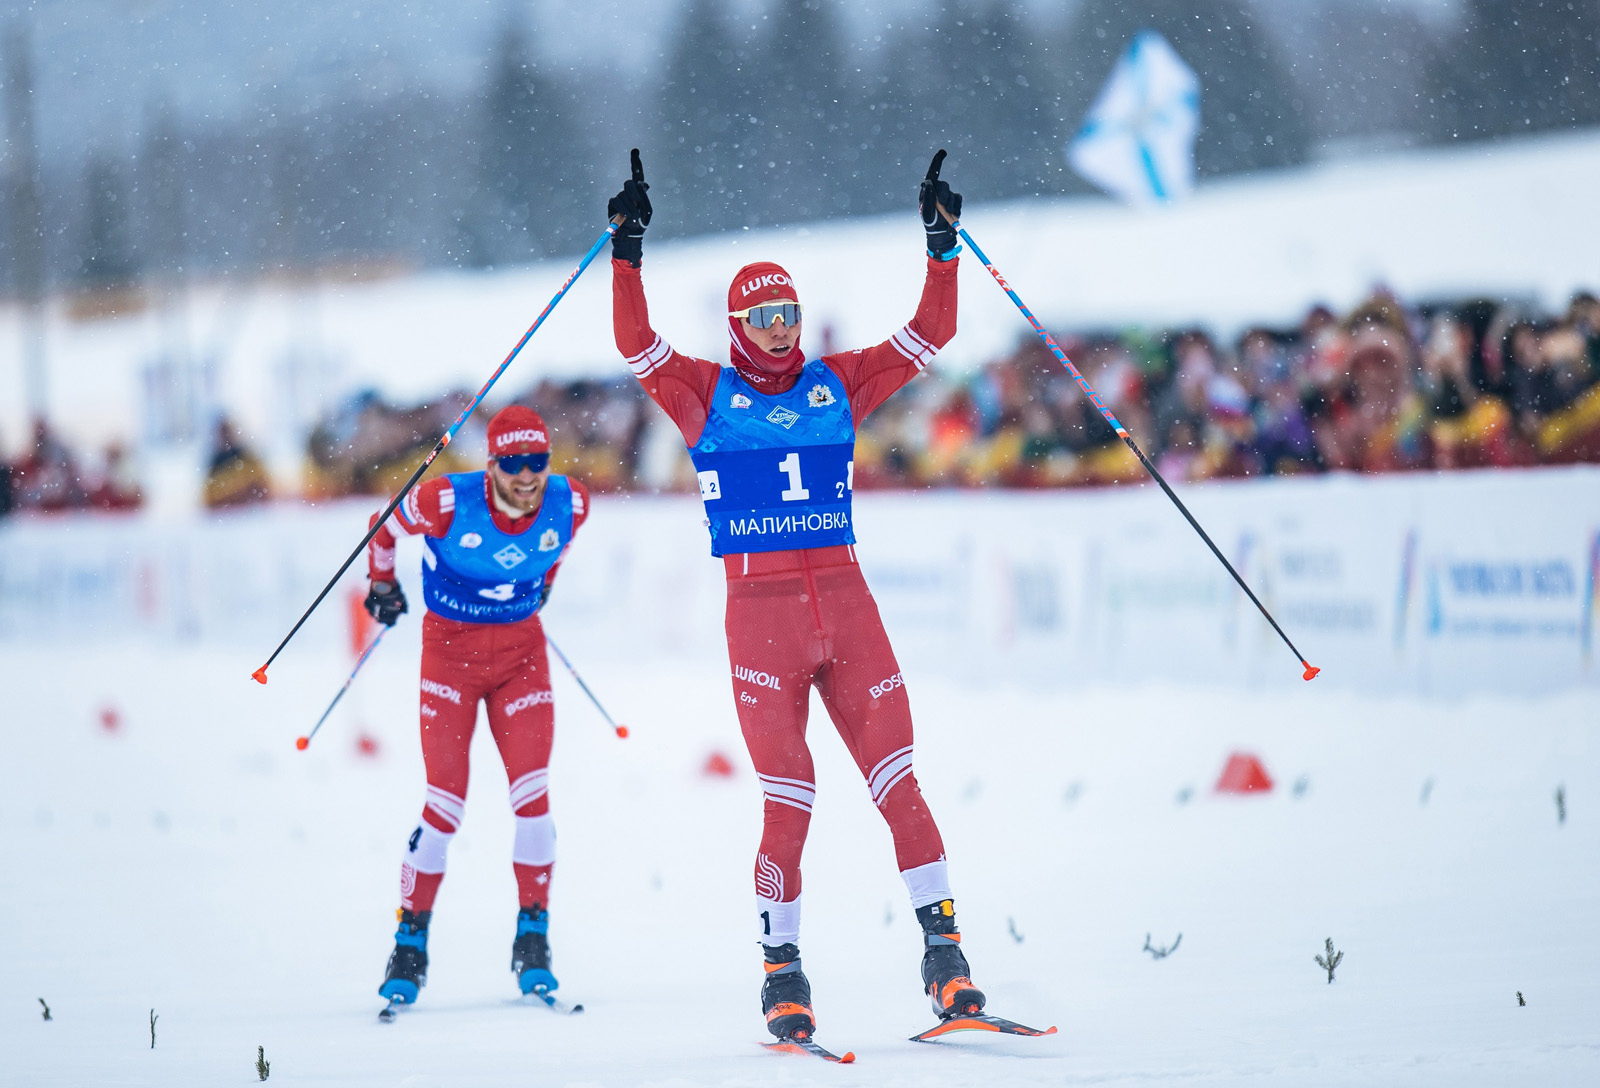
4, 287, 1598, 517
0, 418, 143, 515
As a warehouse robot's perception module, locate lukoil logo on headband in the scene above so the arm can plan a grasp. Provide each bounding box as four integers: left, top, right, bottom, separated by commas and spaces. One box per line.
495, 429, 546, 449
739, 273, 791, 299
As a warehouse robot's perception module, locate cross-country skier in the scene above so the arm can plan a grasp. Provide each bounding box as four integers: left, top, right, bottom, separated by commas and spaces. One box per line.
606, 152, 982, 1041
363, 404, 589, 1010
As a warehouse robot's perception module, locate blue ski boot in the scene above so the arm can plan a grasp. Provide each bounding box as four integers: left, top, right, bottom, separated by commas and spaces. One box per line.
379, 909, 430, 1006
512, 905, 558, 994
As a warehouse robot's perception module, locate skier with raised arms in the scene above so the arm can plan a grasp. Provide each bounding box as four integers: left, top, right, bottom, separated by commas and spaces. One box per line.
606, 151, 1009, 1047
363, 405, 590, 1015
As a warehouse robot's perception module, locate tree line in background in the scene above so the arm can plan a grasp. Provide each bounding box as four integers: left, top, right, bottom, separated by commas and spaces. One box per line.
2, 0, 1597, 296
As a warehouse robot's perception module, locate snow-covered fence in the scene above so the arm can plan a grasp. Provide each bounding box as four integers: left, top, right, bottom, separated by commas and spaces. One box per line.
2, 467, 1596, 697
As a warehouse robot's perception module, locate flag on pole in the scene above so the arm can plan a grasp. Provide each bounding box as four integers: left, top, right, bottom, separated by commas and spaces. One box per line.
1067, 31, 1200, 205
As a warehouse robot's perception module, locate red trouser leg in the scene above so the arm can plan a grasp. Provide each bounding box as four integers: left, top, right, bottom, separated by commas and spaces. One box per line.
399, 614, 557, 914
809, 563, 946, 876
726, 551, 949, 949
483, 617, 557, 910
400, 614, 486, 913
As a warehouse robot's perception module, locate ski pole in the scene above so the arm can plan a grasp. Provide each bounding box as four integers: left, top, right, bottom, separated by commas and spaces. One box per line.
928, 152, 1318, 681
296, 624, 390, 750
253, 162, 642, 685
546, 635, 628, 738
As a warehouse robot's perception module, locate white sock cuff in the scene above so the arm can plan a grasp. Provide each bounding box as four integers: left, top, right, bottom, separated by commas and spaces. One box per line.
901, 859, 952, 909
512, 813, 557, 867
757, 895, 802, 948
407, 823, 454, 875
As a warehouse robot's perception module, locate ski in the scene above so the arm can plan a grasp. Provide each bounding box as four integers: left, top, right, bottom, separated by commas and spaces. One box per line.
909, 1012, 1057, 1042
529, 988, 584, 1015
378, 997, 403, 1023
762, 1035, 856, 1063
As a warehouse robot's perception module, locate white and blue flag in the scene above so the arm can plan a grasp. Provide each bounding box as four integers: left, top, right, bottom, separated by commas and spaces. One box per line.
1067, 31, 1200, 205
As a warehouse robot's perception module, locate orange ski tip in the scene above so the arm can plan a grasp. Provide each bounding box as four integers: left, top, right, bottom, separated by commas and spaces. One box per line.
1302, 664, 1321, 681
252, 666, 269, 684
295, 736, 310, 751
616, 725, 630, 739
839, 1052, 856, 1063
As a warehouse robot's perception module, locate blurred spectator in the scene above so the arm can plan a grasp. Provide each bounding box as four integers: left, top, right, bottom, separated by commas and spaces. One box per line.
1418, 312, 1511, 468
0, 437, 12, 518
203, 417, 272, 508
12, 418, 87, 511
89, 443, 144, 511
1522, 305, 1600, 463
304, 390, 475, 498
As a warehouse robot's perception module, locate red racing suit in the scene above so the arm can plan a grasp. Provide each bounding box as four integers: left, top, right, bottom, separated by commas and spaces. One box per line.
613, 255, 960, 947
368, 473, 590, 914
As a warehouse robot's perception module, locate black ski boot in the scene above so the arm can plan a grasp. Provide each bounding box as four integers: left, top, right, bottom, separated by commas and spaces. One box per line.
379, 909, 430, 1005
916, 899, 985, 1019
511, 904, 558, 994
760, 943, 816, 1039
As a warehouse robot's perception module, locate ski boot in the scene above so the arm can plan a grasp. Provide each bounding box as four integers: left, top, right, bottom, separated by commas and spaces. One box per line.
917, 899, 985, 1019
511, 904, 558, 994
379, 909, 430, 1005
760, 943, 816, 1040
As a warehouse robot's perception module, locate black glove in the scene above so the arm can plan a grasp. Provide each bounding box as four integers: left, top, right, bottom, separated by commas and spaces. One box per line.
365, 580, 408, 627
536, 582, 552, 612
918, 149, 962, 260
607, 148, 652, 267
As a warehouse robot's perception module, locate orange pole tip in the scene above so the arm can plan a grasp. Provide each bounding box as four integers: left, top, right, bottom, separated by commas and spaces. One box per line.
1302, 664, 1321, 681
252, 666, 269, 684
615, 725, 630, 739
295, 736, 310, 751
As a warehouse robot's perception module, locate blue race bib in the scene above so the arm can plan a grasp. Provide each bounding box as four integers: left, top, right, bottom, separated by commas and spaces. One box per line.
421, 472, 573, 623
688, 361, 856, 556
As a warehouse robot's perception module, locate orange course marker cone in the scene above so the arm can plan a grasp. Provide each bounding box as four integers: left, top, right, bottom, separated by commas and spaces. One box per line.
1216, 752, 1274, 794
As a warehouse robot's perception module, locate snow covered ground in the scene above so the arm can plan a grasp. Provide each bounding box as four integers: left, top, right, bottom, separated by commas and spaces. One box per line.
4, 637, 1597, 1085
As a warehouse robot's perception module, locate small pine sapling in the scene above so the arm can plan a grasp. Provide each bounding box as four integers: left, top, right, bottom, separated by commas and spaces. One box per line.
1007, 917, 1025, 944
38, 998, 51, 1021
1517, 991, 1526, 1006
1555, 786, 1566, 825
1315, 938, 1344, 983
257, 1045, 271, 1080
150, 1008, 158, 1049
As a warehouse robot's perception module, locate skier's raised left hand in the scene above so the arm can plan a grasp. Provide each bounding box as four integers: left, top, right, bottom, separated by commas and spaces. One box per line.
607, 149, 652, 267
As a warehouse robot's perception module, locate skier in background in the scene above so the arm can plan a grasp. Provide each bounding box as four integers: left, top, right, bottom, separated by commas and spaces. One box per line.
606, 152, 983, 1041
363, 405, 590, 1009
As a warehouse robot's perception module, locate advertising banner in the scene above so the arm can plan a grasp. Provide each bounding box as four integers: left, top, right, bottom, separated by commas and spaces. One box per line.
2, 467, 1596, 697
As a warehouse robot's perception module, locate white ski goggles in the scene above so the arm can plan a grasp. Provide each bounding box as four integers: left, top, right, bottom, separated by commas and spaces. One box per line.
729, 301, 803, 329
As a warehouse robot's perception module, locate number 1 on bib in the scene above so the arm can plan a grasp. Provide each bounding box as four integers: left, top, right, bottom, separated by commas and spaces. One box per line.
778, 452, 810, 501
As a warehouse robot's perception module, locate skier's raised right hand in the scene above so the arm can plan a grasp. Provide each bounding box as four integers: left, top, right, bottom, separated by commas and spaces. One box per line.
607, 148, 652, 267
365, 580, 408, 627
